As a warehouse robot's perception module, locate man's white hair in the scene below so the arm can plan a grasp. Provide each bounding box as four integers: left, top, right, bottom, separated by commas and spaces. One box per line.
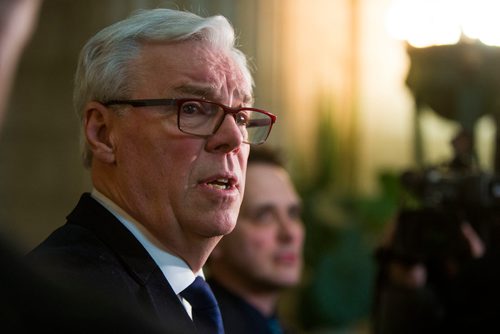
74, 8, 253, 167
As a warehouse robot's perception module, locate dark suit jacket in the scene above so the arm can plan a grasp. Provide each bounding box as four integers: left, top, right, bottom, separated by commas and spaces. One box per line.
1, 232, 168, 333
208, 278, 292, 334
27, 193, 197, 334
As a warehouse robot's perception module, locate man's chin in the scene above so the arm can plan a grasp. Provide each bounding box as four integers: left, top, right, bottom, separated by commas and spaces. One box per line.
204, 216, 236, 237
273, 273, 302, 288
218, 221, 237, 236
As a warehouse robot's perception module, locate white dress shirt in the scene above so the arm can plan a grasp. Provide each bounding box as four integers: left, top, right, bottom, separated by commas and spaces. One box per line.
91, 189, 203, 318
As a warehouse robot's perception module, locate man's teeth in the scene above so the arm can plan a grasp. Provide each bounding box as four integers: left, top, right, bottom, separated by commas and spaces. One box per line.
208, 178, 230, 190
210, 184, 228, 190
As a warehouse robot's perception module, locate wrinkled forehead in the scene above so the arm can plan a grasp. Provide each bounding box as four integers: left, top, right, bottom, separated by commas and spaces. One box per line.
132, 40, 253, 104
187, 41, 253, 103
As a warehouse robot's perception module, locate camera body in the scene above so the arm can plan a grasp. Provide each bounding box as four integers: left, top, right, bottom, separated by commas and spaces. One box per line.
382, 166, 500, 286
401, 167, 500, 210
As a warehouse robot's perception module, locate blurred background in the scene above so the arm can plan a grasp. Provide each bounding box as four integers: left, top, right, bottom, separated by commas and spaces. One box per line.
2, 0, 500, 333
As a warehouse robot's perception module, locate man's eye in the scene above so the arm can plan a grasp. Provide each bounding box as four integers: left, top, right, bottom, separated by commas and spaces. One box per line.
289, 205, 303, 221
181, 103, 205, 115
235, 112, 250, 126
249, 207, 275, 225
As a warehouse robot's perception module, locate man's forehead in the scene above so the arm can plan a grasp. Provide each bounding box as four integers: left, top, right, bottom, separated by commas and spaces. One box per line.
245, 165, 300, 198
135, 41, 253, 103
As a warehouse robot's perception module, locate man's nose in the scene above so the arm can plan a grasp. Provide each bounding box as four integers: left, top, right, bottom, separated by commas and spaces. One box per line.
205, 114, 244, 153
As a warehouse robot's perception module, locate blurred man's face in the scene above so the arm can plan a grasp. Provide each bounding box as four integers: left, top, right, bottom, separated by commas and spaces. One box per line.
214, 162, 304, 289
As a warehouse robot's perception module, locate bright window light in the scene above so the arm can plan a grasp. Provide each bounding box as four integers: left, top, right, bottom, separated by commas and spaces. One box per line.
387, 0, 500, 47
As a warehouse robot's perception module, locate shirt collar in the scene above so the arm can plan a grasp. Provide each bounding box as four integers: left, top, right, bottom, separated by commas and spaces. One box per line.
90, 188, 204, 295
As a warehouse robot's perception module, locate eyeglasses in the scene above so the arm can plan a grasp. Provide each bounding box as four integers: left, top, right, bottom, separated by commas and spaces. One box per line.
103, 98, 277, 145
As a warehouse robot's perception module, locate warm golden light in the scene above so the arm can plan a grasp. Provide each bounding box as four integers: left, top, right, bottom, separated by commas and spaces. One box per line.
387, 0, 500, 47
462, 0, 500, 46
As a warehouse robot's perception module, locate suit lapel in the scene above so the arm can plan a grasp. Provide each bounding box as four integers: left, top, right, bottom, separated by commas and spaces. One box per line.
67, 193, 196, 332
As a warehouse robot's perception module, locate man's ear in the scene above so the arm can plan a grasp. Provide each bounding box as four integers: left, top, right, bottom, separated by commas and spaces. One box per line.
84, 101, 116, 164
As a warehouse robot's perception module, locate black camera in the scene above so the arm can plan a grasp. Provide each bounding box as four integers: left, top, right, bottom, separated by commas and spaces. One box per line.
401, 168, 500, 210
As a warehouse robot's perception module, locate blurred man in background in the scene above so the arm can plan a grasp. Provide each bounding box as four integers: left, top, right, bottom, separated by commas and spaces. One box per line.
208, 146, 304, 334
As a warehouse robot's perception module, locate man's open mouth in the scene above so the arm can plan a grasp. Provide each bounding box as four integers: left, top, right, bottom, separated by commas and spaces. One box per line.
207, 178, 232, 190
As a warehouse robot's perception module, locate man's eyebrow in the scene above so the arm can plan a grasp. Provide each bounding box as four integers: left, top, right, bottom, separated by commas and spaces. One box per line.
173, 85, 214, 98
173, 84, 253, 105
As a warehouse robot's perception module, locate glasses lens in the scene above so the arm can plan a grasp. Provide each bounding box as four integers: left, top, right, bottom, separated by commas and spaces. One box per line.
243, 110, 273, 144
178, 99, 273, 145
178, 100, 223, 135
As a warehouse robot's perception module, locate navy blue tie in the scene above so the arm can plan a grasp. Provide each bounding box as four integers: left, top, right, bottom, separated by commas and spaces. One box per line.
267, 316, 284, 334
180, 277, 224, 334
